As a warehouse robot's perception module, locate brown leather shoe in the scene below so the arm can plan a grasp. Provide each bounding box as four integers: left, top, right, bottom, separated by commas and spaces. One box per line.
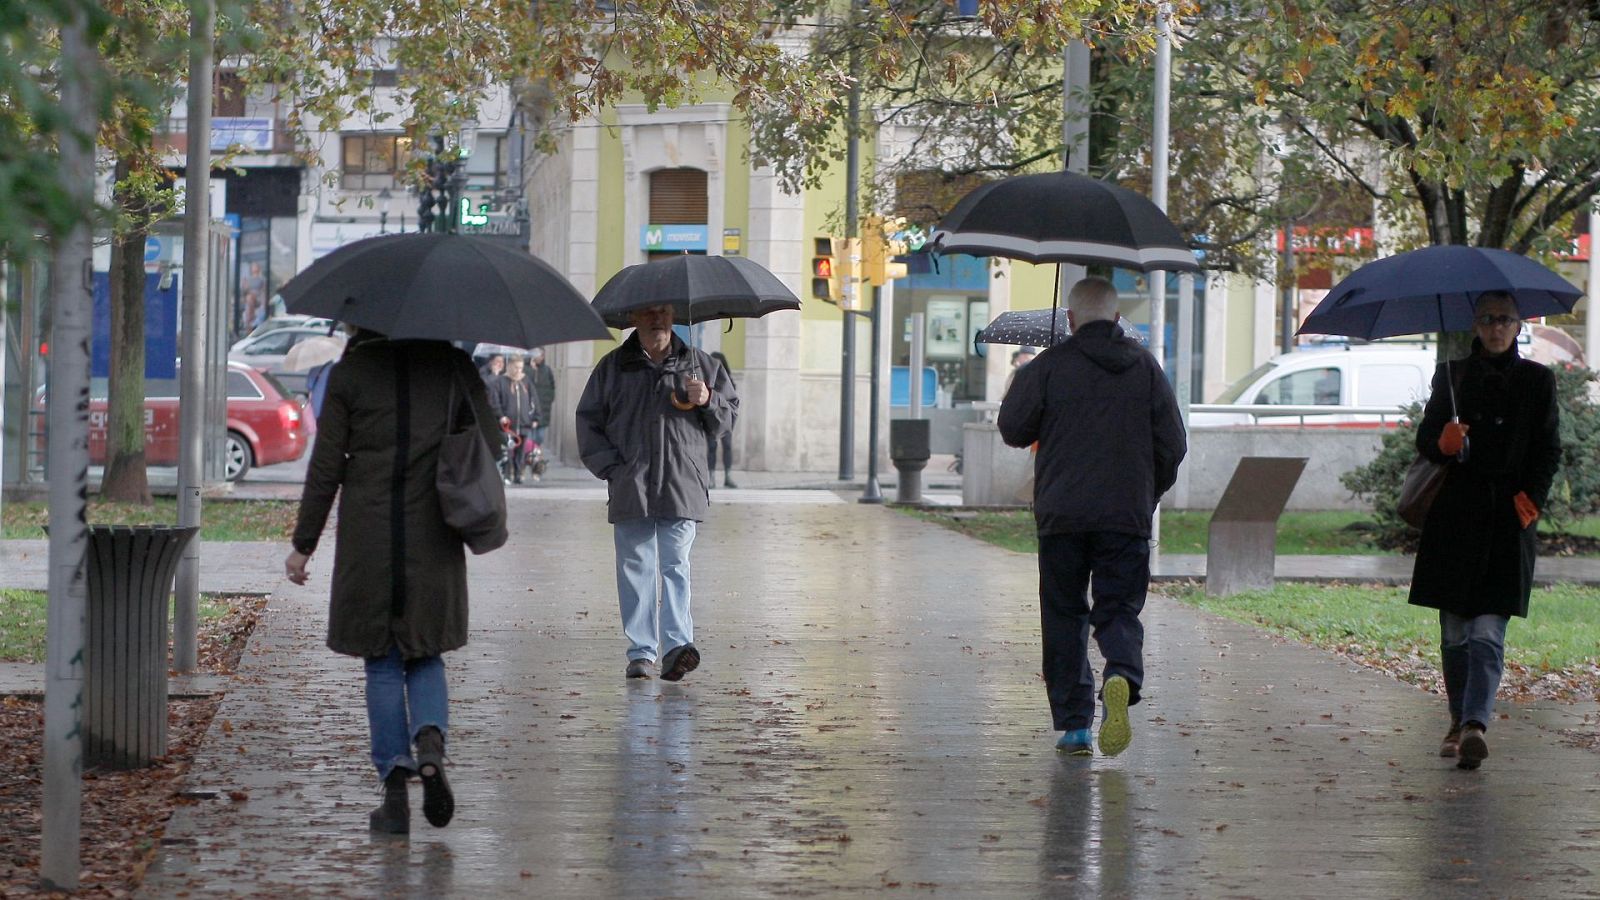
1439, 720, 1462, 758
625, 658, 654, 679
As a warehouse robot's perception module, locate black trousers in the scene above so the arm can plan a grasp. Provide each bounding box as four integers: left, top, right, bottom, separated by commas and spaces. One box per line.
707, 433, 733, 474
1038, 531, 1149, 731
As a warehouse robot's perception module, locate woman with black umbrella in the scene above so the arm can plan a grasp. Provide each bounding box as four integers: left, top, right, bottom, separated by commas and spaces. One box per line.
1410, 291, 1561, 771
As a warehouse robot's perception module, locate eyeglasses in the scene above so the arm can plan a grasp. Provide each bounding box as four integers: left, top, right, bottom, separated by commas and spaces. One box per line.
1474, 314, 1520, 328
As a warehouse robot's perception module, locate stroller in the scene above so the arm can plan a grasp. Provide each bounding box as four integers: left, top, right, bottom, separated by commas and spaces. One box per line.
499, 421, 548, 483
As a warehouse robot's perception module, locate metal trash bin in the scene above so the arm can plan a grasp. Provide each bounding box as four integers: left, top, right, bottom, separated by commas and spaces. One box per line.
83, 524, 198, 769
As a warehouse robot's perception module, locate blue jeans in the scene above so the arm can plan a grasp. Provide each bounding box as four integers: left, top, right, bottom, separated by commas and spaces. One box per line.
1038, 532, 1149, 731
364, 647, 448, 781
1440, 611, 1509, 729
614, 517, 697, 662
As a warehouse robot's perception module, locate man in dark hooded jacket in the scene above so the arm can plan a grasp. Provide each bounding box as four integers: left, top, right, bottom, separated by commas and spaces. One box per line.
998, 276, 1186, 758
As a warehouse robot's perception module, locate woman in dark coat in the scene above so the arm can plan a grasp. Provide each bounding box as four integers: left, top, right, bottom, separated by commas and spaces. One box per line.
1410, 291, 1560, 771
285, 329, 500, 832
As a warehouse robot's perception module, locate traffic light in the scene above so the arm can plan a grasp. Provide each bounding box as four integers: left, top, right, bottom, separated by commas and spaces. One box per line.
812, 236, 839, 302
861, 215, 886, 286
883, 220, 910, 282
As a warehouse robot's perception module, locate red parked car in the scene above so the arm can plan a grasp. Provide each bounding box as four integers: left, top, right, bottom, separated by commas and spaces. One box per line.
37, 361, 310, 481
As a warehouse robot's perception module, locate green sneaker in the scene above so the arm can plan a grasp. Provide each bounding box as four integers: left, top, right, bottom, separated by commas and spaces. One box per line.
1098, 676, 1132, 757
1055, 728, 1093, 756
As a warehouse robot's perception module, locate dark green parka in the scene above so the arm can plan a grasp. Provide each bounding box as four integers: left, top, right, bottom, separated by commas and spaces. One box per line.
293, 339, 500, 658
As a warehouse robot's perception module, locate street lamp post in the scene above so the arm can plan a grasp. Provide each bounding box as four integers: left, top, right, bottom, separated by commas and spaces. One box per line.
377, 187, 392, 234
415, 121, 478, 234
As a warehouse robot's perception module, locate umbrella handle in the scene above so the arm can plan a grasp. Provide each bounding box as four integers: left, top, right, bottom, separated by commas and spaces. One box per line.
670, 370, 701, 410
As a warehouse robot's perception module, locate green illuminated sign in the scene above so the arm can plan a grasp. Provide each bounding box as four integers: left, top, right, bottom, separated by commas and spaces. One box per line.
458, 198, 489, 227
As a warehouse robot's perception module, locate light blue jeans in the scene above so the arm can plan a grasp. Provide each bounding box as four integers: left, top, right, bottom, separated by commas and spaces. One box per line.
364, 647, 448, 781
1439, 611, 1509, 729
614, 516, 697, 662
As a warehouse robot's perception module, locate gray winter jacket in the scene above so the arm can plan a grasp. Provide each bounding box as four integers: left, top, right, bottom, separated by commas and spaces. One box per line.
576, 333, 738, 523
998, 319, 1186, 538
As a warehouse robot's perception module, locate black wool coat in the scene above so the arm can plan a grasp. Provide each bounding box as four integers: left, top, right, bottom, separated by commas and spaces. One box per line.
293, 339, 501, 659
1409, 343, 1560, 619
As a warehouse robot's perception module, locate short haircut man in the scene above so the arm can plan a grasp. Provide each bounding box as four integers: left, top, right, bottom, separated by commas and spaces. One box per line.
997, 275, 1187, 757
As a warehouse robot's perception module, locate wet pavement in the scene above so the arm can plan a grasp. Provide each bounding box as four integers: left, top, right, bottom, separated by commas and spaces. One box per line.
94, 487, 1600, 898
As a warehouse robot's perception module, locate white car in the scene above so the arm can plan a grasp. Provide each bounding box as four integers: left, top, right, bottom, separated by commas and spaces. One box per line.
229, 325, 344, 395
1191, 345, 1438, 427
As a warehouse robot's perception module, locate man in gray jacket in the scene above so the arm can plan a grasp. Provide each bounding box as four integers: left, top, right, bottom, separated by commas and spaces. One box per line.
998, 277, 1186, 758
577, 303, 739, 681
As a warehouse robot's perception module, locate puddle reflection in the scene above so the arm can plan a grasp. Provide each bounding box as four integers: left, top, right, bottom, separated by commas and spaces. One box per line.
1039, 761, 1136, 898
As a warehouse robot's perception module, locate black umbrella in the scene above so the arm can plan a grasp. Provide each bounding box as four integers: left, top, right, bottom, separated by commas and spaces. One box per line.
929, 171, 1199, 273
278, 233, 610, 347
1297, 245, 1582, 339
591, 254, 801, 329
974, 308, 1070, 349
973, 307, 1148, 350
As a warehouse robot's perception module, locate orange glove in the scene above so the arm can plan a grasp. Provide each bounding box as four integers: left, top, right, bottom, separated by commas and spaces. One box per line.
1514, 492, 1539, 529
1438, 421, 1470, 457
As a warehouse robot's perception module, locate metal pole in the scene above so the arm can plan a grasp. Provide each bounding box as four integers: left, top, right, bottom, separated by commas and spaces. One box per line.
1587, 206, 1600, 369
909, 312, 926, 420
838, 38, 862, 481
1280, 218, 1297, 353
860, 286, 883, 503
1148, 2, 1173, 547
1173, 273, 1195, 509
41, 9, 97, 888
174, 0, 214, 672
1059, 41, 1091, 298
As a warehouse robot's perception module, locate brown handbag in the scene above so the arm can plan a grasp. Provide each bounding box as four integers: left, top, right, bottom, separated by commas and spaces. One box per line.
1397, 360, 1462, 530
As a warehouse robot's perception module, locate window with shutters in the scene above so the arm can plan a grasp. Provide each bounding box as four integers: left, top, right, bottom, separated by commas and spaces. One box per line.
649, 169, 708, 224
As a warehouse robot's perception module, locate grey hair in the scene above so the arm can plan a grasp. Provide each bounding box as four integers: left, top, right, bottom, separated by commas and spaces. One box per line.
1067, 276, 1119, 323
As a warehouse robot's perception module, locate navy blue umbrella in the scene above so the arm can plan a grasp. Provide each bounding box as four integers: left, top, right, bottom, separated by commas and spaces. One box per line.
1297, 245, 1581, 339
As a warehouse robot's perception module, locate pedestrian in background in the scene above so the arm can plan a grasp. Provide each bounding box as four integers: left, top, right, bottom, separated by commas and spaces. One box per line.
998, 277, 1186, 757
1411, 290, 1560, 771
285, 329, 499, 834
576, 303, 738, 682
479, 352, 505, 386
1004, 345, 1039, 396
707, 350, 738, 488
528, 346, 557, 451
490, 354, 540, 483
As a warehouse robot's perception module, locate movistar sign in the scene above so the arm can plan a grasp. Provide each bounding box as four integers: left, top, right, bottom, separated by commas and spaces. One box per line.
640, 224, 708, 251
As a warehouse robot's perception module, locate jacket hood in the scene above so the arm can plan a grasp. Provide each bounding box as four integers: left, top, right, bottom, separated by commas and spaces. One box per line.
1067, 319, 1142, 374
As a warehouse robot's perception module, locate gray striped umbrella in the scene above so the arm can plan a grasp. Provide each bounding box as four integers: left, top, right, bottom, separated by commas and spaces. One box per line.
930, 171, 1199, 273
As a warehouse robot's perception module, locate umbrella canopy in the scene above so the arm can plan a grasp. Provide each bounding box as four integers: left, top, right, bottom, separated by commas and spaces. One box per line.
974, 308, 1071, 348
929, 171, 1199, 273
974, 308, 1147, 350
1298, 245, 1582, 339
281, 334, 346, 373
278, 233, 610, 347
591, 255, 801, 329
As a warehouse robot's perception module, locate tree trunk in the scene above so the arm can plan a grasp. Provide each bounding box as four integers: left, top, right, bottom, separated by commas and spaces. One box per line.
100, 155, 153, 504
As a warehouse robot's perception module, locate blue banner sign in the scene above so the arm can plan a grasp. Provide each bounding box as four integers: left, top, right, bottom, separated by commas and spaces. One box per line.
93, 272, 179, 379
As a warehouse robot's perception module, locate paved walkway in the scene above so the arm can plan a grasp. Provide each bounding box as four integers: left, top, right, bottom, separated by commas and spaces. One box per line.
14, 486, 1569, 898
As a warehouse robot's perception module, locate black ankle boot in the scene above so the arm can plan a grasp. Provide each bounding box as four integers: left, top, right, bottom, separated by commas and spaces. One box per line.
415, 727, 455, 827
369, 768, 410, 834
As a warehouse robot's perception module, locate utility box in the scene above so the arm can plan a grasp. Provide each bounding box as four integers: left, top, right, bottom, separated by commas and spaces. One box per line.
1205, 458, 1307, 597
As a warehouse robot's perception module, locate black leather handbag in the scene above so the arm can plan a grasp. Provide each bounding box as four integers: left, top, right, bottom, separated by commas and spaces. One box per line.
437, 373, 508, 554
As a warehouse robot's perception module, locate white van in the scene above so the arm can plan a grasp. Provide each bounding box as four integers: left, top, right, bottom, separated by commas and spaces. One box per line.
1191, 345, 1437, 427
